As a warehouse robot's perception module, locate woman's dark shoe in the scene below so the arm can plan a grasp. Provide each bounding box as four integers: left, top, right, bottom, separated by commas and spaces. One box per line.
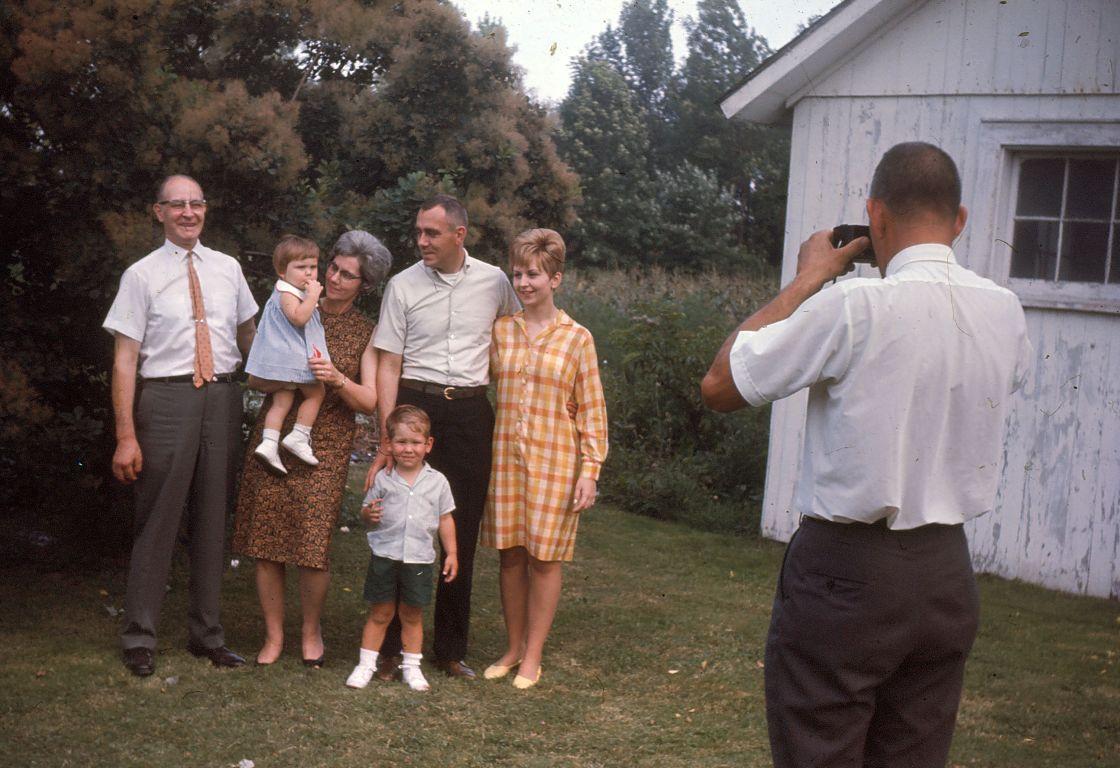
302, 650, 325, 668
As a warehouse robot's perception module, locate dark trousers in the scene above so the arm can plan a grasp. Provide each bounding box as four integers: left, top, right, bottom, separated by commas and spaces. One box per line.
764, 517, 980, 768
120, 381, 242, 651
380, 388, 494, 662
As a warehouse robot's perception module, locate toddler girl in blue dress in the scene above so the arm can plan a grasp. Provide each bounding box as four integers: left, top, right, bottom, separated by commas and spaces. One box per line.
245, 234, 331, 474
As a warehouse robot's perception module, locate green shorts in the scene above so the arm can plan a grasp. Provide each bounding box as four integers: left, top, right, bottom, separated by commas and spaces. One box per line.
363, 555, 434, 607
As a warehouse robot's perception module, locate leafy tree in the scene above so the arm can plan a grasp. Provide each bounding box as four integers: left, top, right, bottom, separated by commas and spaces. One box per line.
667, 0, 789, 259
557, 58, 656, 267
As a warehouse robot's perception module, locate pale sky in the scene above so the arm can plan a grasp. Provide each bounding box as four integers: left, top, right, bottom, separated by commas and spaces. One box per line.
451, 0, 839, 103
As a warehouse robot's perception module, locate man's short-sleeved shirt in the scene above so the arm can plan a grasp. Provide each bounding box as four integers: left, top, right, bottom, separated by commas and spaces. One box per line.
102, 240, 258, 378
364, 464, 455, 564
729, 244, 1033, 529
373, 252, 519, 386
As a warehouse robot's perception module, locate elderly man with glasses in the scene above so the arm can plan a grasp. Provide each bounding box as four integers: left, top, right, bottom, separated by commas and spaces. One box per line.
104, 174, 258, 677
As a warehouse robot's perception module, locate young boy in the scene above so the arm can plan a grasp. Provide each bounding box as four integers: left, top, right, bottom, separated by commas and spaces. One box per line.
346, 405, 457, 691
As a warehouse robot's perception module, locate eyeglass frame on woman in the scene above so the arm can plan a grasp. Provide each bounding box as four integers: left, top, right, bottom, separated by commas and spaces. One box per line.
326, 261, 361, 282
157, 199, 208, 211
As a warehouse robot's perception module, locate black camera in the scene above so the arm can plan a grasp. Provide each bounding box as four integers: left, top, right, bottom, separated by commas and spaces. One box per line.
832, 224, 876, 265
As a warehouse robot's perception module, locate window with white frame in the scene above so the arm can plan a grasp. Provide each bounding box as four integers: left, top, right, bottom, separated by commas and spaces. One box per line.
1010, 155, 1120, 284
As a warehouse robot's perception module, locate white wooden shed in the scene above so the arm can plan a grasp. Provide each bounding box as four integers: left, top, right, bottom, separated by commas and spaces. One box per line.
720, 0, 1120, 598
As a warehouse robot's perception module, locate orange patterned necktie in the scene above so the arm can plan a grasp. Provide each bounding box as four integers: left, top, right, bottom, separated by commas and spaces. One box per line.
186, 251, 215, 388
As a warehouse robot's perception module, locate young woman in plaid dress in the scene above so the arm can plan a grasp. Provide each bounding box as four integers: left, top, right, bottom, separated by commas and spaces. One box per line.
480, 229, 608, 689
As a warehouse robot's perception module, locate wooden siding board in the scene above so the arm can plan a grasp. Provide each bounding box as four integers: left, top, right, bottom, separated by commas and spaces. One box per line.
802, 0, 1118, 97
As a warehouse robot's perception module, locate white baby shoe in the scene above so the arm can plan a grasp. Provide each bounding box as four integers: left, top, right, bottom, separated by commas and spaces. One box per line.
253, 439, 287, 474
281, 430, 319, 466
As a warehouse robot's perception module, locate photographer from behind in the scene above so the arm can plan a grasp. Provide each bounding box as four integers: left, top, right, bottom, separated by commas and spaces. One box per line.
701, 142, 1032, 768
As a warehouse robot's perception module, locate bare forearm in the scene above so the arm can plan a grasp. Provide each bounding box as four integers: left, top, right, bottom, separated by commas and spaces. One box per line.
376, 352, 402, 445
236, 319, 256, 359
112, 362, 138, 440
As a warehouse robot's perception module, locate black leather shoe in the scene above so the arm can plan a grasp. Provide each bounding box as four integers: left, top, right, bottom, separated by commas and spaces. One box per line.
122, 647, 155, 677
436, 659, 477, 679
187, 642, 246, 668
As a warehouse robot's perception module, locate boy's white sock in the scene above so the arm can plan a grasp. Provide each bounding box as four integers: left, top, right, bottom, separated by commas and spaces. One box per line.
358, 648, 378, 670
401, 652, 429, 691
261, 428, 280, 443
292, 423, 312, 437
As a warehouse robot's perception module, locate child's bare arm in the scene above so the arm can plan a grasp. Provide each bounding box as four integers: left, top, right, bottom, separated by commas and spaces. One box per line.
438, 514, 458, 582
278, 280, 323, 327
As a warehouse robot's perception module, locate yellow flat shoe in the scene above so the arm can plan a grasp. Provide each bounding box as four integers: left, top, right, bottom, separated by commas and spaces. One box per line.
483, 659, 521, 680
512, 667, 541, 690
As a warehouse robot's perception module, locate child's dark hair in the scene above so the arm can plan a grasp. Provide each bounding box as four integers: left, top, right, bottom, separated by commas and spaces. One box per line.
272, 234, 320, 276
386, 405, 431, 439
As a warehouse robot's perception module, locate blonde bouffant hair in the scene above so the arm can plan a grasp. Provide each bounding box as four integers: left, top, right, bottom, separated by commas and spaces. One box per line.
509, 228, 565, 276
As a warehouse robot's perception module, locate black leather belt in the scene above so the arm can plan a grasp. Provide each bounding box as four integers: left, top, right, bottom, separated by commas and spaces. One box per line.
400, 378, 488, 400
142, 372, 240, 384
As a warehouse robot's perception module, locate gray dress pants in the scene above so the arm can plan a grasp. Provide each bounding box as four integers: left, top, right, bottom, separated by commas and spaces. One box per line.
765, 516, 980, 768
120, 380, 242, 651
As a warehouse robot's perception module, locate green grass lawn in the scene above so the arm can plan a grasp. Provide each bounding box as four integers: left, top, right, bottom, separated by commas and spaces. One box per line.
1, 494, 1117, 767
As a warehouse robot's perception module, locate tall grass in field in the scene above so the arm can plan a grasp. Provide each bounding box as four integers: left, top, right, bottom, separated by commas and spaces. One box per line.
558, 266, 779, 535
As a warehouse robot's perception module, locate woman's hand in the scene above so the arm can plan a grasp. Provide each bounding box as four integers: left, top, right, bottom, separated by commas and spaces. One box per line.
308, 354, 346, 389
572, 477, 597, 512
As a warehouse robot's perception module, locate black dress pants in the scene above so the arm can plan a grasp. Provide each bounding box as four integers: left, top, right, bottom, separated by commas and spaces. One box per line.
764, 517, 980, 768
379, 388, 494, 663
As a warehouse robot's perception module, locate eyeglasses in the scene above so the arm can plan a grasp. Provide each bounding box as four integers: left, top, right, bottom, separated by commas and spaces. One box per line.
157, 199, 208, 211
326, 261, 361, 282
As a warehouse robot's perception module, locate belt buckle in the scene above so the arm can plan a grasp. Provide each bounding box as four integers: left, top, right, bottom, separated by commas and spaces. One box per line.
443, 386, 455, 400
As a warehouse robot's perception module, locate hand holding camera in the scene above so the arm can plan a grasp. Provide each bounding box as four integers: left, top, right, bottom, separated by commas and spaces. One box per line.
831, 224, 876, 272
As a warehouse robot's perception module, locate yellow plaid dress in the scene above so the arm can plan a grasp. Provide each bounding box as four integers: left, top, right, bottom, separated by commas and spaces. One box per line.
481, 310, 608, 561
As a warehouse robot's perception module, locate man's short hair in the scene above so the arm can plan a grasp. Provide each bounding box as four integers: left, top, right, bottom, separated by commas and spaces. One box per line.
155, 174, 201, 202
272, 234, 320, 276
510, 228, 566, 276
869, 142, 961, 220
419, 194, 468, 230
386, 405, 431, 439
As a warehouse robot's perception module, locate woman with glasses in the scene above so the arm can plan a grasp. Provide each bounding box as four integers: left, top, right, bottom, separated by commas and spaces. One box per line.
232, 230, 392, 667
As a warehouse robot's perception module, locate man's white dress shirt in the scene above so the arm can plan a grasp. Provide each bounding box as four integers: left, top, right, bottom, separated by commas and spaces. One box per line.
373, 252, 519, 386
103, 240, 258, 378
730, 244, 1033, 529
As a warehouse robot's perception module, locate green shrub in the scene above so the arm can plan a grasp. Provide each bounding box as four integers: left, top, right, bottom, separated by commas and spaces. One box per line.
560, 266, 776, 535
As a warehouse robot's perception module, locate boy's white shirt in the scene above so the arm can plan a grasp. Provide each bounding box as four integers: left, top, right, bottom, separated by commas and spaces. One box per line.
364, 462, 455, 564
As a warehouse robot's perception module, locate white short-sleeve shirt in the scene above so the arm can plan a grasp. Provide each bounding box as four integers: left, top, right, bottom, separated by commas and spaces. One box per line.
364, 464, 456, 564
103, 240, 259, 378
373, 252, 520, 386
729, 244, 1033, 529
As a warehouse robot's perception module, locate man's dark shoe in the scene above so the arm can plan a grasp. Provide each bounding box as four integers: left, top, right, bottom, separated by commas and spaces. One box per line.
186, 642, 246, 668
122, 647, 155, 677
437, 659, 477, 679
375, 654, 401, 682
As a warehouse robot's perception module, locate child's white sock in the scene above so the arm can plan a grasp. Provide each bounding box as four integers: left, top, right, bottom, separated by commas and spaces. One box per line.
401, 652, 429, 691
345, 648, 380, 689
261, 428, 280, 443
292, 423, 312, 438
359, 648, 378, 670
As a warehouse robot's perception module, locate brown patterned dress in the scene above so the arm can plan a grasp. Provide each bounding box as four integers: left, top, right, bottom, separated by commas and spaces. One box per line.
232, 306, 374, 570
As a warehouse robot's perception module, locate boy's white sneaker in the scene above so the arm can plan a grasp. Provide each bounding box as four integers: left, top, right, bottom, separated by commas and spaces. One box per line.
253, 440, 287, 474
281, 431, 319, 466
402, 665, 430, 692
346, 664, 375, 689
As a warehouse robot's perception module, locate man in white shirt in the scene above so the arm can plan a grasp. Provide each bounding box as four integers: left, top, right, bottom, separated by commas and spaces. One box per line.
368, 194, 519, 679
702, 143, 1032, 767
104, 175, 258, 676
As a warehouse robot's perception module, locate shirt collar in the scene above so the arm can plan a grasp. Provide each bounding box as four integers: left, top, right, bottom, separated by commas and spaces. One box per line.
884, 243, 957, 278
387, 462, 433, 484
163, 239, 206, 261
424, 248, 472, 279
513, 308, 572, 334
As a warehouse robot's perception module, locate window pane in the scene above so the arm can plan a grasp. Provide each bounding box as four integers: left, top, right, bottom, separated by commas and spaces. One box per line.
1016, 158, 1065, 217
1011, 220, 1059, 279
1065, 159, 1116, 219
1058, 221, 1108, 282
